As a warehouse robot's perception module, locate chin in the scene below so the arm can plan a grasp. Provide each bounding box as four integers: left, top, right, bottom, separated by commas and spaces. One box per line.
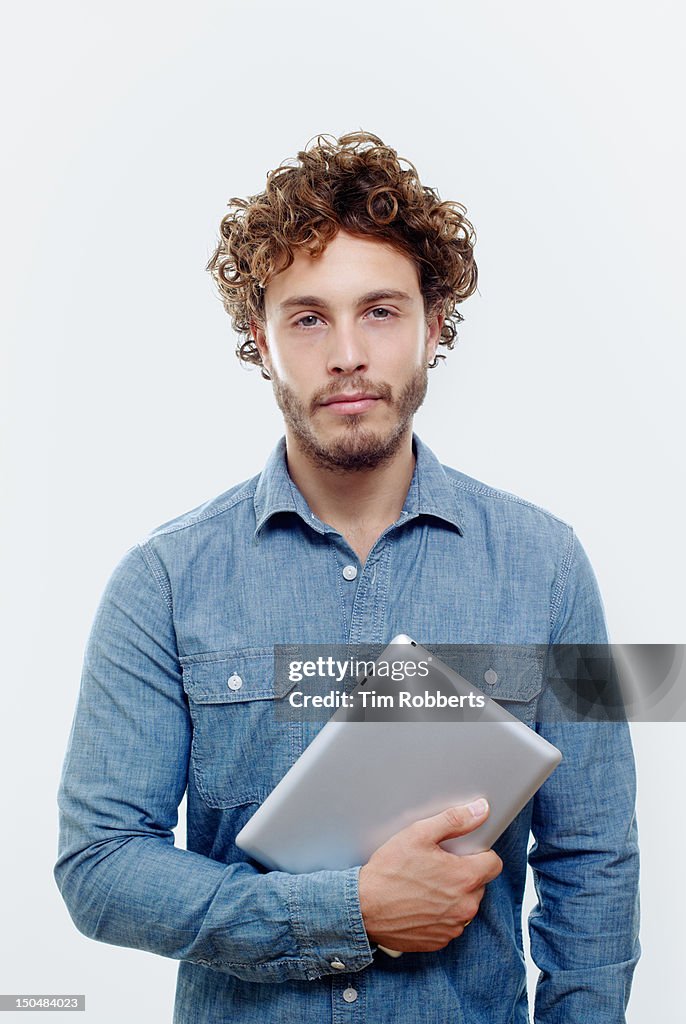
300, 418, 411, 471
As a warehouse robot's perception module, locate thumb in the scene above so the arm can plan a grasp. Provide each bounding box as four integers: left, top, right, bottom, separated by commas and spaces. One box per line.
412, 798, 490, 846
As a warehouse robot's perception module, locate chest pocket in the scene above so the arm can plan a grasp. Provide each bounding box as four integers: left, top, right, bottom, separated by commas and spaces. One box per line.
437, 645, 546, 726
180, 648, 303, 809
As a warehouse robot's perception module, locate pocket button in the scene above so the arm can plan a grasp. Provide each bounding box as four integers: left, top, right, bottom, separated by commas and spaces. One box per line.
227, 674, 243, 690
484, 669, 498, 685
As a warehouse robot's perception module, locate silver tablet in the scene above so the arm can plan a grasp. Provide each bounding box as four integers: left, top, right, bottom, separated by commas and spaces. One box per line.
235, 634, 561, 873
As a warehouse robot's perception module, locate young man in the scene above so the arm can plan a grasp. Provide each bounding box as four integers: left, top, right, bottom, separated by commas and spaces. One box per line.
55, 132, 640, 1023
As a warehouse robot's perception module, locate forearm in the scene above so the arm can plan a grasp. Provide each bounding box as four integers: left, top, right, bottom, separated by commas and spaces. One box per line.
528, 720, 640, 1023
529, 530, 641, 1019
55, 829, 372, 982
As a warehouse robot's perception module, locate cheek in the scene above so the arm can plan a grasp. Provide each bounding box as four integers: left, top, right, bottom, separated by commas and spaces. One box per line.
376, 333, 427, 373
263, 336, 292, 379
270, 347, 316, 391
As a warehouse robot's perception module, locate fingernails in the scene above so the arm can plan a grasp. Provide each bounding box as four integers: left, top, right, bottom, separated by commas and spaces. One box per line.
468, 798, 488, 818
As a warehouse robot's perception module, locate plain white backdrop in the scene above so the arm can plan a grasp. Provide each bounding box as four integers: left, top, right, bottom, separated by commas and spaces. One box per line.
2, 1, 684, 1019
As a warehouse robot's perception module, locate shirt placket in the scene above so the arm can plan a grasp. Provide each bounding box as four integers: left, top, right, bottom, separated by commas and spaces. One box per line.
331, 966, 367, 1023
321, 528, 401, 1024
325, 528, 395, 647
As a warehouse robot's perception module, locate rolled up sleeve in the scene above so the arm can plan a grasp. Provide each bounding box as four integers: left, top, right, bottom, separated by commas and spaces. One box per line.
54, 543, 374, 983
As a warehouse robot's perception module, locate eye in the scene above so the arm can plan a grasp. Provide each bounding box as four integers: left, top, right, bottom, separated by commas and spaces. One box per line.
368, 307, 394, 320
294, 314, 324, 329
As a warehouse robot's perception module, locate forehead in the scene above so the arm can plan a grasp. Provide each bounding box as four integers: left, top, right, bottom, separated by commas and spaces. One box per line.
263, 230, 422, 312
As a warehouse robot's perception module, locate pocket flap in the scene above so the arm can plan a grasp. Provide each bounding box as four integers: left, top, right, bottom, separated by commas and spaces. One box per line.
435, 645, 546, 703
180, 648, 296, 704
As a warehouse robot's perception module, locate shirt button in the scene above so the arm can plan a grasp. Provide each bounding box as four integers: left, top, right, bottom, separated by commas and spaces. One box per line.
342, 564, 358, 581
330, 958, 346, 970
342, 987, 358, 1003
227, 674, 243, 690
484, 669, 498, 685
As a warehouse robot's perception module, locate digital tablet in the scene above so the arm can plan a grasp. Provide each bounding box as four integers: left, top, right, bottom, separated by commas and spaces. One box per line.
235, 635, 562, 873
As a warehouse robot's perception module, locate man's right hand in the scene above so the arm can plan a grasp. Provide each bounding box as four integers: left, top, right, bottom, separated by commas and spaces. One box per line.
357, 799, 503, 953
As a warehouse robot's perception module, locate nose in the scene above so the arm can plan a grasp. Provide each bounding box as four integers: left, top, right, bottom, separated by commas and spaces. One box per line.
326, 322, 369, 376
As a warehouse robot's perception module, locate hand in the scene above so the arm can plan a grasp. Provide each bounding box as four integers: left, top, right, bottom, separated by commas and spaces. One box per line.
357, 799, 503, 952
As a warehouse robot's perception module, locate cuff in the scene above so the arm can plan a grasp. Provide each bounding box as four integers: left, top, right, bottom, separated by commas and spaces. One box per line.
289, 866, 376, 980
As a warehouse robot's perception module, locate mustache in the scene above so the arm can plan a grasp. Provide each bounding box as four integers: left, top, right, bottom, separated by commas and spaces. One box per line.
310, 378, 393, 413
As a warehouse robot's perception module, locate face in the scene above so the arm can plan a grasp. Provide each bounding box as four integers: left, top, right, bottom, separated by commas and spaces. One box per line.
251, 230, 442, 472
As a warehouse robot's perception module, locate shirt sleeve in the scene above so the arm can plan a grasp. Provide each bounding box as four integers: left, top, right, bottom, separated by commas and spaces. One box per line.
54, 543, 374, 983
528, 529, 641, 1022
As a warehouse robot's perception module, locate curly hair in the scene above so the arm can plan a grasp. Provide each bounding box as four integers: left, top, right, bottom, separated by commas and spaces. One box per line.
206, 130, 478, 379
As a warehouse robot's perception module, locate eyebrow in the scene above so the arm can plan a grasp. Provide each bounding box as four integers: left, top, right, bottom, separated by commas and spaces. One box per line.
276, 289, 415, 314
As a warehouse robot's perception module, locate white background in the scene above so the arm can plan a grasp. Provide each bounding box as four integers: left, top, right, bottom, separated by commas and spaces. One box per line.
2, 0, 684, 1019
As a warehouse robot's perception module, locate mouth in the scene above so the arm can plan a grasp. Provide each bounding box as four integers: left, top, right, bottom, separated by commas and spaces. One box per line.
319, 393, 383, 415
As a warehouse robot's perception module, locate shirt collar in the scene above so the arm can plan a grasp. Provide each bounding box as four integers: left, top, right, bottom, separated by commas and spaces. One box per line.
253, 433, 464, 539
403, 434, 464, 533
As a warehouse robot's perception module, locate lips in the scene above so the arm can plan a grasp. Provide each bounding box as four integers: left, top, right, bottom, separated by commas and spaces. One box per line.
320, 392, 380, 406
319, 392, 383, 415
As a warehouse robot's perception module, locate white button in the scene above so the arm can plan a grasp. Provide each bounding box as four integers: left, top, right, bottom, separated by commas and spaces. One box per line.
227, 674, 243, 690
330, 957, 346, 970
484, 669, 498, 685
342, 564, 358, 581
342, 987, 358, 1003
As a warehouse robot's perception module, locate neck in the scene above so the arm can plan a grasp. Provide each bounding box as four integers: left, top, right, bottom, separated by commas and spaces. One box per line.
284, 428, 416, 534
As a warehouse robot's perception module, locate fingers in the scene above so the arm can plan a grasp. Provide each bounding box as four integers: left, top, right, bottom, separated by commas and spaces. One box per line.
458, 850, 504, 890
451, 891, 483, 924
412, 799, 490, 845
481, 850, 503, 884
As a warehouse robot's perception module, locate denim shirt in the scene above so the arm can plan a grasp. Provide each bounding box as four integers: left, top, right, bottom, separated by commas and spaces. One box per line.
55, 434, 640, 1023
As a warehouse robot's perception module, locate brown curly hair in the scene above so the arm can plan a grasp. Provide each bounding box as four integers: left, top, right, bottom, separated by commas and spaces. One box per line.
206, 130, 478, 379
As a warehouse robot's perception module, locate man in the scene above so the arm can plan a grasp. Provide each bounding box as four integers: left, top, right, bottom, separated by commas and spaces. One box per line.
55, 131, 640, 1022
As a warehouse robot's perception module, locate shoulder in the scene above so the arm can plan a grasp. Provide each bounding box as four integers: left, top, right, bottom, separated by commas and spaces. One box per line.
441, 462, 572, 545
121, 473, 262, 598
137, 473, 260, 543
439, 462, 600, 635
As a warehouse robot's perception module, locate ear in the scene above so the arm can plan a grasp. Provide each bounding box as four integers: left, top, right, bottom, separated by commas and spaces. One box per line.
250, 318, 272, 377
426, 311, 443, 365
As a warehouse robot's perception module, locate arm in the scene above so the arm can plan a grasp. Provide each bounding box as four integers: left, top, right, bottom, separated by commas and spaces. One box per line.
528, 530, 641, 1022
54, 543, 374, 983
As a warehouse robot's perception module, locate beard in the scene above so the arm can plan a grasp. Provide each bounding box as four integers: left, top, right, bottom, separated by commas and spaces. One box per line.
270, 364, 429, 472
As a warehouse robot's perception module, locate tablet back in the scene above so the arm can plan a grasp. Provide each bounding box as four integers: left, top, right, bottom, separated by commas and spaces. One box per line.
234, 635, 561, 872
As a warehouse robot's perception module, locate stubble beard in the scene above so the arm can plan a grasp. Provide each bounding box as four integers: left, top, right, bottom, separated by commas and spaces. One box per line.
269, 365, 429, 472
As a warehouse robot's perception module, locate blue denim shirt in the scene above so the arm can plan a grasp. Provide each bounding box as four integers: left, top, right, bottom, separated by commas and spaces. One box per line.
55, 434, 640, 1023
